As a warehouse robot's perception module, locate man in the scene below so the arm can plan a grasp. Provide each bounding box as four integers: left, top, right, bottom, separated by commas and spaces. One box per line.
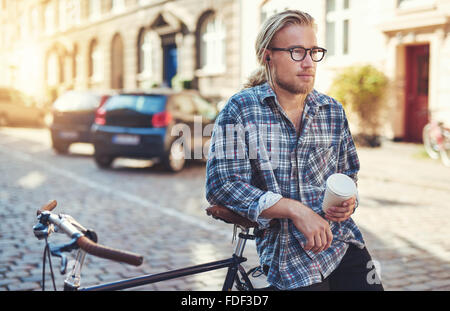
205, 10, 383, 291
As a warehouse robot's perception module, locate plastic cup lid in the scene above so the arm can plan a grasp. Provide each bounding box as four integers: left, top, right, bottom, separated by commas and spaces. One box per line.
326, 173, 357, 197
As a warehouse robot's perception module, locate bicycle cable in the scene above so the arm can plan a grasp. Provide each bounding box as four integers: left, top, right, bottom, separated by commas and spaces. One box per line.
42, 237, 57, 291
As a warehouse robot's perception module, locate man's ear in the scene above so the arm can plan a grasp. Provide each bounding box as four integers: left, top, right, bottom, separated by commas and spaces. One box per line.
264, 50, 271, 63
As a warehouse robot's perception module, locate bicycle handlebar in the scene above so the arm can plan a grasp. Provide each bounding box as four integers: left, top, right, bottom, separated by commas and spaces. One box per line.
36, 200, 143, 266
76, 236, 143, 266
37, 200, 57, 215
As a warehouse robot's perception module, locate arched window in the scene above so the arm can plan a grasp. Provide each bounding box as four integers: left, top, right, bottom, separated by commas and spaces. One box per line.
199, 14, 226, 73
89, 40, 103, 83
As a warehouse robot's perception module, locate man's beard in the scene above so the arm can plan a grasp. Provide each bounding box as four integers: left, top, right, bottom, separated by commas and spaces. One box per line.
274, 73, 315, 95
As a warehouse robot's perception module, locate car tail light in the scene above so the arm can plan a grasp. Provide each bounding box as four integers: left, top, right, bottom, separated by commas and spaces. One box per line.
94, 96, 110, 125
152, 111, 172, 128
95, 107, 106, 125
99, 96, 109, 108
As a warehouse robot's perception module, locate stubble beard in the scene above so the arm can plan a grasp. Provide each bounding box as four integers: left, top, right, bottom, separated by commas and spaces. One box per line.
274, 73, 315, 95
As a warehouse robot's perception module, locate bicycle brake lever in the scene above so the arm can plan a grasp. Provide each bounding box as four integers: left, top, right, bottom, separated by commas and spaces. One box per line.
49, 237, 80, 274
33, 223, 55, 240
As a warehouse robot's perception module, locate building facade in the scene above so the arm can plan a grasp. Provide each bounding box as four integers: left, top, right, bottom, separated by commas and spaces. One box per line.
0, 0, 449, 142
0, 0, 243, 103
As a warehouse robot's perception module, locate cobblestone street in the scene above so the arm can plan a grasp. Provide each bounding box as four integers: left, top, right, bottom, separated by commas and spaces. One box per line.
0, 127, 449, 291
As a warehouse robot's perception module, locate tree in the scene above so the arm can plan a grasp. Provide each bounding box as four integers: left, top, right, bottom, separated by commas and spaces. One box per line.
329, 64, 388, 147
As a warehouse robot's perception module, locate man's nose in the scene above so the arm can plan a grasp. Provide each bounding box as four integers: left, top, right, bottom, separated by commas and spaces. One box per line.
301, 52, 314, 68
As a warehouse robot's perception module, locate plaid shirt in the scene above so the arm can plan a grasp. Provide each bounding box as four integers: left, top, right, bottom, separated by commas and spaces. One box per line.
205, 82, 365, 290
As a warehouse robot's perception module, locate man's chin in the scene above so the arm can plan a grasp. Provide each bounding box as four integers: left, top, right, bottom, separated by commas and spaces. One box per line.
275, 77, 314, 95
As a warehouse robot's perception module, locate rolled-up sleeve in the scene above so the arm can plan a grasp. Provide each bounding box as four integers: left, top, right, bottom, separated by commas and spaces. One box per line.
205, 101, 281, 227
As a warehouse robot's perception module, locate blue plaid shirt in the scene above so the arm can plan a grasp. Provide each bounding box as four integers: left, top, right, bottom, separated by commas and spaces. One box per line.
205, 82, 365, 289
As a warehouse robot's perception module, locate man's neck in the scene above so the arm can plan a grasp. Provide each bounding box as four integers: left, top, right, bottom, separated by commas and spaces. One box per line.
271, 83, 309, 112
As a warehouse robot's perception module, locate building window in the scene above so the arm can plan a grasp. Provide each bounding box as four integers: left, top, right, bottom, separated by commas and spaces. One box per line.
89, 40, 103, 83
398, 0, 434, 8
30, 6, 39, 38
199, 14, 226, 74
260, 0, 291, 24
67, 0, 81, 26
112, 0, 125, 13
89, 0, 101, 20
59, 0, 69, 31
44, 2, 55, 35
19, 13, 28, 40
326, 0, 350, 57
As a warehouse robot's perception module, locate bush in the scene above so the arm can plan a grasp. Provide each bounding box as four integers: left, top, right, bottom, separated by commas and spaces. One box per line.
171, 74, 192, 91
328, 64, 388, 147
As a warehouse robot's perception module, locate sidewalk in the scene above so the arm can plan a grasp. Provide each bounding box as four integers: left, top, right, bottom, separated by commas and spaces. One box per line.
351, 140, 450, 290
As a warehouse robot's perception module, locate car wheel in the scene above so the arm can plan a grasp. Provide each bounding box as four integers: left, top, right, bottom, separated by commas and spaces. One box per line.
94, 153, 114, 169
162, 140, 186, 172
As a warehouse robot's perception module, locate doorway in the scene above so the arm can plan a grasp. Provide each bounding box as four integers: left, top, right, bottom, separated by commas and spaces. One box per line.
404, 44, 429, 143
163, 43, 177, 88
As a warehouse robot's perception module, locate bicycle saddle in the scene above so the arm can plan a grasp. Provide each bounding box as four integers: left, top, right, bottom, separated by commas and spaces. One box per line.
206, 205, 258, 229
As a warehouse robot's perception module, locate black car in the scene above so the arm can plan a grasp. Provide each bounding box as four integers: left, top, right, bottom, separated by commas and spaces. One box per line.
50, 90, 113, 154
0, 87, 47, 127
91, 89, 218, 172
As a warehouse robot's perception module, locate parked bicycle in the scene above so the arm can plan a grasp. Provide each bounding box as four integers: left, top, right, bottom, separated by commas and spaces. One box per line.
33, 200, 269, 291
423, 119, 450, 167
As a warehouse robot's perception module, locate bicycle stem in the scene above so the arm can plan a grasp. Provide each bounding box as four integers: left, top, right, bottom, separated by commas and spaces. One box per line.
64, 249, 87, 291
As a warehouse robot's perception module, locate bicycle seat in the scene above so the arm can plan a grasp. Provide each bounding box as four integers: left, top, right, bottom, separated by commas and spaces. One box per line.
206, 205, 258, 229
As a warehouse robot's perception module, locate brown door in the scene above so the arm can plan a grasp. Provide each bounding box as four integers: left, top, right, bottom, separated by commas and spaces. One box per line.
405, 44, 429, 142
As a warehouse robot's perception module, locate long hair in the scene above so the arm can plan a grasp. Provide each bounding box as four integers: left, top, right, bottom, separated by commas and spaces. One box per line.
244, 10, 317, 88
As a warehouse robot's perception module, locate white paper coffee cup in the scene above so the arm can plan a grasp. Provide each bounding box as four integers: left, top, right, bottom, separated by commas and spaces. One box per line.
322, 173, 357, 213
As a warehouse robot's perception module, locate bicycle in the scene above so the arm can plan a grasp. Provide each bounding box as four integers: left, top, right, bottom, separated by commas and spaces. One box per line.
33, 200, 270, 291
423, 119, 450, 167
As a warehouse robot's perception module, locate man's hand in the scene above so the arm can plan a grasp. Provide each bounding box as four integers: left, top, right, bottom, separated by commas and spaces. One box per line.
291, 204, 333, 254
324, 196, 356, 223
260, 198, 333, 254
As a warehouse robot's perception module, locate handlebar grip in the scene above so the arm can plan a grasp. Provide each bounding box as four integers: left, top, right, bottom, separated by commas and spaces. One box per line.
37, 200, 57, 216
76, 236, 143, 266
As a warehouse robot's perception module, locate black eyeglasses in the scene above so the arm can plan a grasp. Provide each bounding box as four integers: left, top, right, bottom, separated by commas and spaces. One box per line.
269, 46, 327, 62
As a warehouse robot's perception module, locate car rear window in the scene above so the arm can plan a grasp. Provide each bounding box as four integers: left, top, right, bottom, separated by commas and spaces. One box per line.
104, 95, 167, 114
53, 92, 101, 111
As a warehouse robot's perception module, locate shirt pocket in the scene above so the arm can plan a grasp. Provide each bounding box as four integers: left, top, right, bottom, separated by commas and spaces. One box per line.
302, 145, 338, 187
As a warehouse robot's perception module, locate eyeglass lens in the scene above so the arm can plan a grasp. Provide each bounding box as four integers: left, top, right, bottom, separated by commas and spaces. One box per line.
292, 48, 325, 62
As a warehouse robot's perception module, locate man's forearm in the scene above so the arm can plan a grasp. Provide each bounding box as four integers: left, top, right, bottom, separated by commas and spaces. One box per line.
261, 197, 334, 253
259, 197, 305, 221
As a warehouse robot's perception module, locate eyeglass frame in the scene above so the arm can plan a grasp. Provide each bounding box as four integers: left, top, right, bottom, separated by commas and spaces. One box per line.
269, 46, 328, 62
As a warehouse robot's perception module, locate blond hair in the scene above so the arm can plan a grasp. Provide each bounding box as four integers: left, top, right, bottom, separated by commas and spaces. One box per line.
244, 10, 316, 88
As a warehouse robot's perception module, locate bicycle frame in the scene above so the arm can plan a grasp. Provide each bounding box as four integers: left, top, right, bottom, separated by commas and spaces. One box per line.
63, 227, 254, 291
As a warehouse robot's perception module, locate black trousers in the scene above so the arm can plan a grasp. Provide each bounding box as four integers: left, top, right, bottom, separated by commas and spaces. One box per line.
268, 244, 384, 291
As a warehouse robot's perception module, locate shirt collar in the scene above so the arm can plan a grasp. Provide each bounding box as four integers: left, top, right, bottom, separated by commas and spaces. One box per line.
256, 82, 329, 108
